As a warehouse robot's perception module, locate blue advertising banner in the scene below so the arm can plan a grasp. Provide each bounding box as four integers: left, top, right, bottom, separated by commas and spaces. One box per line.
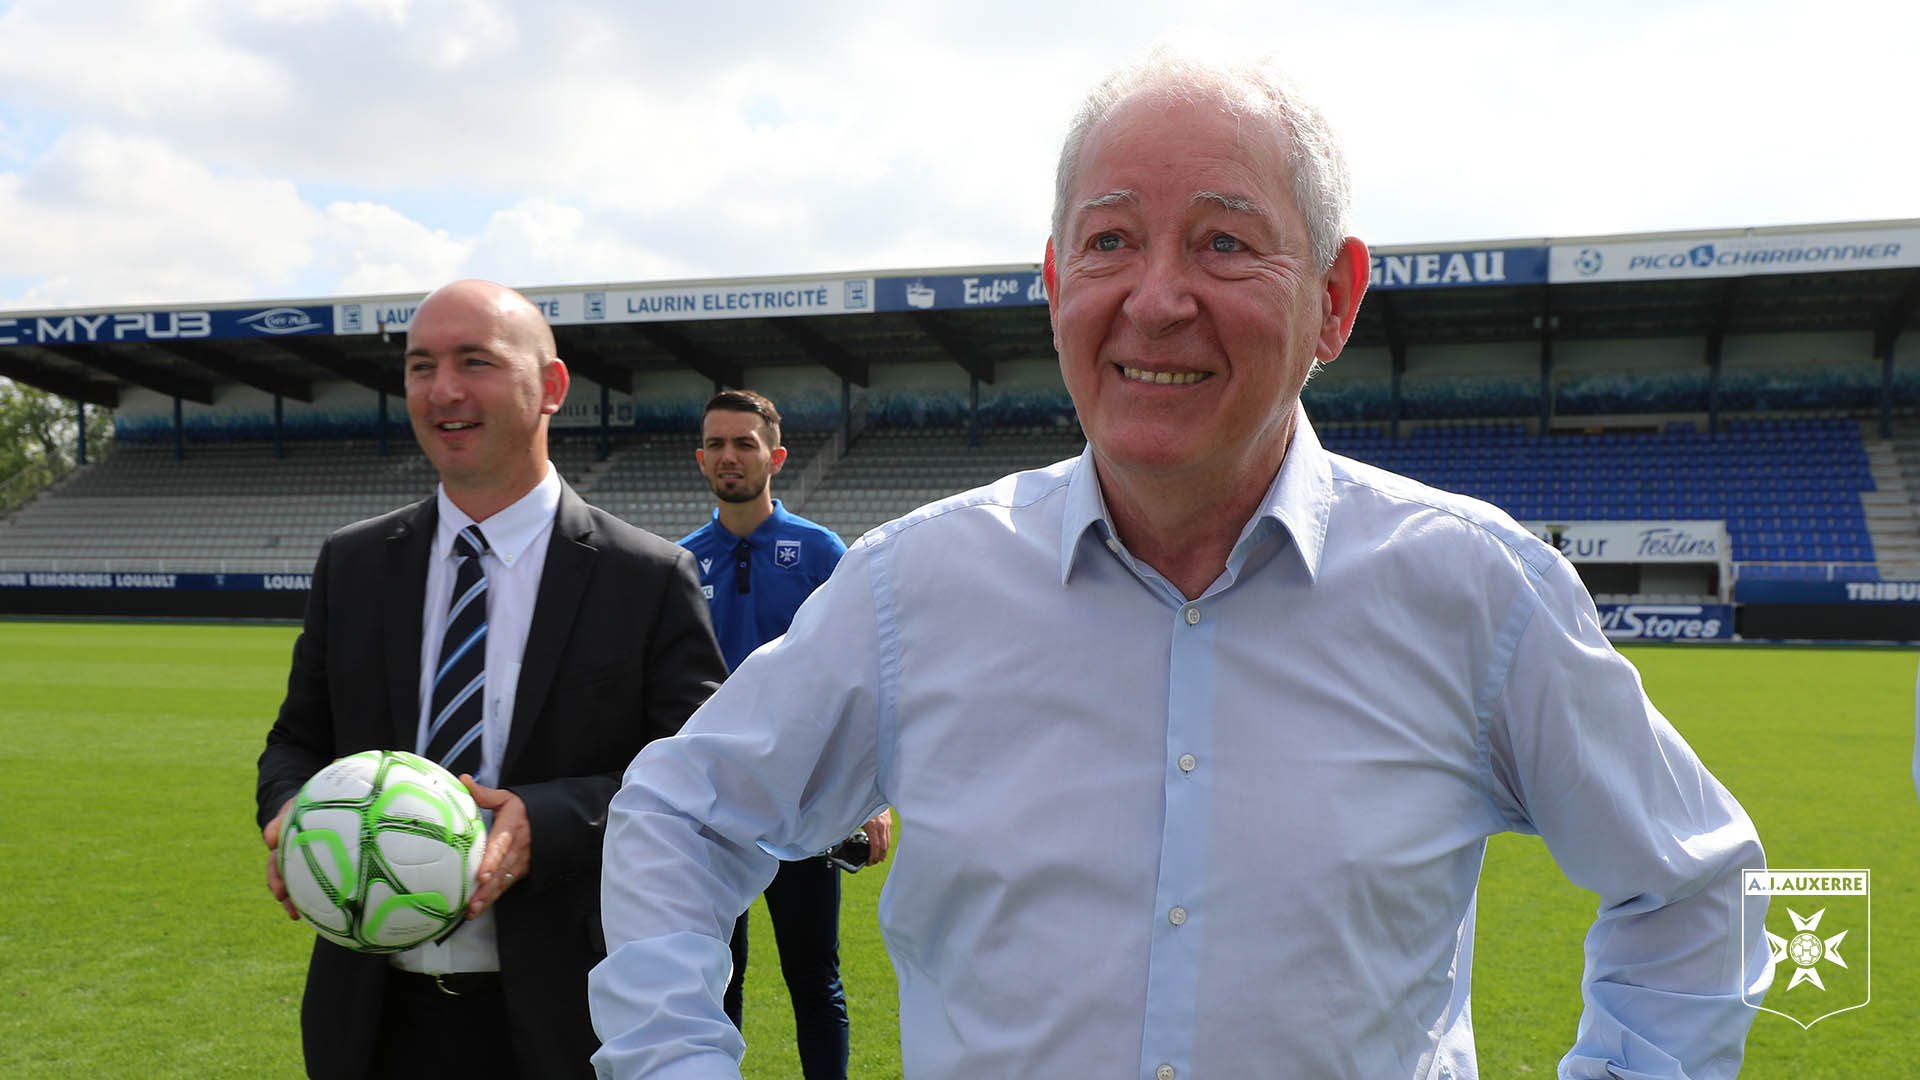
874, 271, 1046, 313
1368, 247, 1548, 291
1594, 602, 1733, 641
1735, 579, 1920, 604
0, 306, 333, 346
0, 570, 312, 592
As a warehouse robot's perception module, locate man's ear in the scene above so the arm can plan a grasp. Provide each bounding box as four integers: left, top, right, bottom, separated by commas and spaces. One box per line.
541, 357, 571, 415
768, 445, 789, 474
1044, 237, 1060, 350
1314, 237, 1370, 364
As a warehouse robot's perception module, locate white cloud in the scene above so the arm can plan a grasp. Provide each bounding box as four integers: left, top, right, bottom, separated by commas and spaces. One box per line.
0, 1, 295, 128
1330, 3, 1920, 244
463, 199, 691, 287
321, 200, 471, 296
242, 0, 409, 24
314, 197, 701, 296
0, 128, 321, 308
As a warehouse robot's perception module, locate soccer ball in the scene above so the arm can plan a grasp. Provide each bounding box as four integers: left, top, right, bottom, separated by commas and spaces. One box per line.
278, 750, 487, 953
1788, 931, 1824, 968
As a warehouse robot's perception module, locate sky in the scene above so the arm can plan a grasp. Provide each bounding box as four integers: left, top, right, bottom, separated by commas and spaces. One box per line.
0, 0, 1912, 312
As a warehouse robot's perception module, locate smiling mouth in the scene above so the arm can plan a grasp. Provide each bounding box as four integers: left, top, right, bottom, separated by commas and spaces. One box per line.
1119, 365, 1208, 386
437, 421, 480, 431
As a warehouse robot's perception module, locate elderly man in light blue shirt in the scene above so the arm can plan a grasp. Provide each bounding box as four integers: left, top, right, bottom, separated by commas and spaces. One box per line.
590, 50, 1770, 1080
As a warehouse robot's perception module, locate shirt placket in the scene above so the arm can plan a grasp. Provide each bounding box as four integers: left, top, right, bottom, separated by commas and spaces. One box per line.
1138, 596, 1215, 1080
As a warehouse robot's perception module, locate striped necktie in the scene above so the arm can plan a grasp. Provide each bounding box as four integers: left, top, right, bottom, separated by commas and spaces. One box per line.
424, 524, 489, 780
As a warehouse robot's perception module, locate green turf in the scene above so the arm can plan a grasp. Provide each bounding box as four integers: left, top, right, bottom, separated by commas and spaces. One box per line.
0, 622, 1913, 1078
1475, 645, 1919, 1078
0, 620, 308, 1078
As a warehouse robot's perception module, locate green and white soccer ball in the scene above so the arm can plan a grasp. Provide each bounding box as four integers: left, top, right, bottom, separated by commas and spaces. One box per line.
278, 750, 487, 954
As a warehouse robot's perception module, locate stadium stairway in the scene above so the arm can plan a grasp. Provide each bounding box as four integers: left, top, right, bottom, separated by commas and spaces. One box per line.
1875, 420, 1920, 578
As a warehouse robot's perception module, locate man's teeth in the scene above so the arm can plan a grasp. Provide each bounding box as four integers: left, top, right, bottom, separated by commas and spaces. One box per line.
1121, 367, 1205, 385
439, 421, 478, 430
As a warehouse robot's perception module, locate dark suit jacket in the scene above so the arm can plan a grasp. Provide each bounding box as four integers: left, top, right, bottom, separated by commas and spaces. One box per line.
256, 481, 726, 1079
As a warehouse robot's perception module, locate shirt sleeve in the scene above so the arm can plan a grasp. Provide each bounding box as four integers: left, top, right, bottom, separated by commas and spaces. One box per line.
589, 542, 890, 1080
1487, 554, 1769, 1080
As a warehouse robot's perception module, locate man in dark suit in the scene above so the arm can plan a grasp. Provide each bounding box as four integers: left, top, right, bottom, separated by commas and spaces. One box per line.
257, 279, 726, 1079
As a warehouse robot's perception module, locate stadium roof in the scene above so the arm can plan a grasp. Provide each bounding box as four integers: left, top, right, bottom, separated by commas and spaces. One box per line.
3, 218, 1917, 409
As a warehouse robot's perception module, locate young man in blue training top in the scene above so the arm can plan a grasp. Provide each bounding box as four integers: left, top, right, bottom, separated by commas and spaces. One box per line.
678, 389, 893, 1080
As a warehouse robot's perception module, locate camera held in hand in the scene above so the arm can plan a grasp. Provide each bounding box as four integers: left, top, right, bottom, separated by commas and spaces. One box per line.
826, 829, 871, 873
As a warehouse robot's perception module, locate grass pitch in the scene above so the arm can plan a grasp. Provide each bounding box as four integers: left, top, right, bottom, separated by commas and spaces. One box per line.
0, 621, 1912, 1078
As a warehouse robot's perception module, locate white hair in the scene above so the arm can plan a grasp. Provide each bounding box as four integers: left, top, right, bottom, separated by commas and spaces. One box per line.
1051, 48, 1352, 272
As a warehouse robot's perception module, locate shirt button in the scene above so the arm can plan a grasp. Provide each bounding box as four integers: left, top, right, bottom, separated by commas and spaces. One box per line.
1156, 1065, 1176, 1080
1183, 606, 1200, 626
1177, 753, 1197, 773
1168, 906, 1187, 926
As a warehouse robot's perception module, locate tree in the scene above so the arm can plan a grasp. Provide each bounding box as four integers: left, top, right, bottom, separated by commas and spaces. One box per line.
0, 378, 113, 512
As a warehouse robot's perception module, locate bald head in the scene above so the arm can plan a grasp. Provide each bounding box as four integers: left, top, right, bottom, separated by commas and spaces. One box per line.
411, 279, 558, 362
404, 279, 570, 521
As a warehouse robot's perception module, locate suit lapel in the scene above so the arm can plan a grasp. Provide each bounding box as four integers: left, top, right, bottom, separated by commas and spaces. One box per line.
505, 481, 596, 775
385, 497, 436, 752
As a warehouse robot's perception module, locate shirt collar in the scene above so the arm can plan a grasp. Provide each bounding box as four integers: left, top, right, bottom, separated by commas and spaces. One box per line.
709, 499, 790, 548
435, 462, 562, 569
1059, 404, 1332, 586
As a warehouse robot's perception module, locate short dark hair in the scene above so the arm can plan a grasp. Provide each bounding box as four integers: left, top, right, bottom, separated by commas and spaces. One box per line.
703, 389, 782, 448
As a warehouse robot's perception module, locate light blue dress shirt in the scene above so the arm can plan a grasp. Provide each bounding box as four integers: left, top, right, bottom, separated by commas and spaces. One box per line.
590, 414, 1769, 1080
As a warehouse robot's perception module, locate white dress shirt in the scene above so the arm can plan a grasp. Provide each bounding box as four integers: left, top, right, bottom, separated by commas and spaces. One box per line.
393, 462, 560, 975
590, 413, 1769, 1079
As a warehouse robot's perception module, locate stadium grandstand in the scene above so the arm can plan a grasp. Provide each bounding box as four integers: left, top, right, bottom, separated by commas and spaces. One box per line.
2, 217, 1918, 640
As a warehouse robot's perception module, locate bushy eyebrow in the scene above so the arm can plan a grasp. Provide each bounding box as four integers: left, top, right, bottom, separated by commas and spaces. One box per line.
1077, 189, 1266, 219
1076, 189, 1137, 215
1191, 190, 1263, 215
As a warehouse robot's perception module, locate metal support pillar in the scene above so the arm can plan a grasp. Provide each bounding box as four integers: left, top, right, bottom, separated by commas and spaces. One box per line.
1537, 308, 1555, 434
1706, 337, 1723, 439
599, 383, 612, 462
969, 374, 980, 449
1879, 326, 1899, 439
